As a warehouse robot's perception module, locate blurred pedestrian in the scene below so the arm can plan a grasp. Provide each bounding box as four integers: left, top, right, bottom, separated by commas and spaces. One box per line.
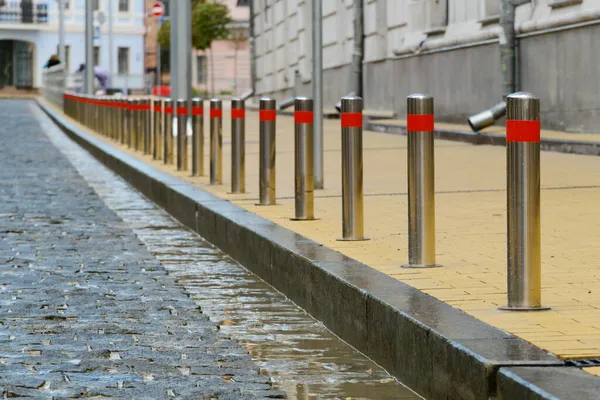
44, 54, 60, 69
77, 63, 111, 95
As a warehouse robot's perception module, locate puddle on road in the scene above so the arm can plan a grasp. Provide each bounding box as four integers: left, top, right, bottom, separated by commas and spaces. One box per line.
37, 107, 422, 400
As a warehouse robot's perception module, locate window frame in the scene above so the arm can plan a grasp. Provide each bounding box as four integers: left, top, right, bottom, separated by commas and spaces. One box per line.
196, 55, 207, 84
117, 47, 130, 75
118, 0, 129, 13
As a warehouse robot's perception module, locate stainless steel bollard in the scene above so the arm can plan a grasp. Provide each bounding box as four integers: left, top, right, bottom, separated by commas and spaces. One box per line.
257, 97, 277, 205
142, 98, 151, 154
209, 99, 223, 185
291, 96, 315, 220
119, 98, 126, 144
191, 98, 204, 176
176, 99, 188, 171
403, 94, 440, 268
338, 96, 367, 241
501, 92, 548, 311
163, 99, 174, 164
230, 98, 245, 193
130, 98, 139, 149
124, 99, 132, 147
153, 98, 163, 160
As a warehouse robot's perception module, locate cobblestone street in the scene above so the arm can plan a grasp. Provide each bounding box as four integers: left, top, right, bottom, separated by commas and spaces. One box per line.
0, 100, 280, 398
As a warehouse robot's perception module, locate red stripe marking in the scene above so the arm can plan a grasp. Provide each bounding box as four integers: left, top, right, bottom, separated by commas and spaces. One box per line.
176, 106, 187, 115
231, 108, 245, 119
294, 111, 313, 124
260, 110, 276, 121
506, 120, 540, 143
164, 106, 173, 114
210, 108, 222, 119
341, 112, 362, 128
407, 114, 434, 132
153, 105, 161, 112
192, 106, 204, 116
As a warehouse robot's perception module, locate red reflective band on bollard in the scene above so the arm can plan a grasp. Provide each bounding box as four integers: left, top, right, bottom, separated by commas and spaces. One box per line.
176, 107, 187, 115
260, 110, 276, 121
506, 120, 541, 143
164, 106, 174, 114
231, 108, 245, 119
192, 107, 204, 116
341, 112, 362, 128
407, 114, 434, 132
154, 105, 161, 112
210, 109, 222, 118
294, 111, 313, 124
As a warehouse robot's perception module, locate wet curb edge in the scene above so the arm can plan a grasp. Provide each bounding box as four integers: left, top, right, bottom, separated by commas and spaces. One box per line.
39, 100, 600, 400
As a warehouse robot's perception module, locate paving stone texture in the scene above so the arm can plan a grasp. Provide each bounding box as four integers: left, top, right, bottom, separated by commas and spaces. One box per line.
0, 101, 281, 399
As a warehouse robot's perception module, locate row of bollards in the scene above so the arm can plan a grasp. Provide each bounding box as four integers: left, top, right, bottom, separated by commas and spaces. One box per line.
62, 90, 545, 312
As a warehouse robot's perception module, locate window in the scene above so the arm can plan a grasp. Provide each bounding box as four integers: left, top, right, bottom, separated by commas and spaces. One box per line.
93, 46, 100, 66
118, 47, 129, 75
93, 0, 100, 11
162, 0, 170, 17
118, 0, 129, 12
196, 55, 206, 84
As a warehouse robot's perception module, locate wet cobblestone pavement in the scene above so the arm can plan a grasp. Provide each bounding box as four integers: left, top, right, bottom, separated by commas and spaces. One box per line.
0, 101, 282, 399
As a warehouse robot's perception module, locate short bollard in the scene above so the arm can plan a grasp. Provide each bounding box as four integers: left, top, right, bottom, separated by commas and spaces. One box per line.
291, 96, 315, 220
338, 96, 367, 241
153, 98, 163, 160
209, 99, 223, 185
500, 92, 548, 311
403, 94, 440, 268
124, 99, 132, 146
257, 97, 277, 205
142, 98, 151, 154
129, 98, 138, 149
230, 98, 245, 193
163, 99, 174, 164
176, 99, 188, 171
191, 98, 204, 176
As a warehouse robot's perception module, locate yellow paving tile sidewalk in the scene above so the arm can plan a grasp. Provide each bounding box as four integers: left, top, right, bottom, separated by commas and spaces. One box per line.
45, 99, 600, 362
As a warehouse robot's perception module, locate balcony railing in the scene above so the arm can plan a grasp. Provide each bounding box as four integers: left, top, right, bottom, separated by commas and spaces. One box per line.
0, 1, 48, 24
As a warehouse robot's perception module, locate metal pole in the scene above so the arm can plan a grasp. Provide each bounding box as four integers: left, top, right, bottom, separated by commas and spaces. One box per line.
108, 0, 114, 85
292, 96, 315, 220
312, 0, 324, 189
403, 94, 440, 268
191, 98, 204, 176
153, 98, 163, 160
209, 99, 223, 185
231, 98, 245, 193
172, 0, 192, 136
157, 42, 161, 86
131, 98, 139, 149
58, 0, 66, 67
501, 92, 548, 311
170, 1, 178, 103
258, 97, 277, 205
124, 98, 132, 146
85, 0, 94, 94
143, 98, 151, 154
163, 99, 174, 164
338, 96, 366, 241
176, 99, 188, 170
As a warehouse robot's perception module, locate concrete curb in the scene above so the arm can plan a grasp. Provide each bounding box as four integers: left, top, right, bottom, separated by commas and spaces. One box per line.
498, 367, 600, 399
39, 99, 591, 400
365, 120, 600, 157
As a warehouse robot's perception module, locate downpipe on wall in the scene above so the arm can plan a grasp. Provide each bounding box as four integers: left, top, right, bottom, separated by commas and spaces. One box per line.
335, 0, 364, 113
467, 0, 530, 132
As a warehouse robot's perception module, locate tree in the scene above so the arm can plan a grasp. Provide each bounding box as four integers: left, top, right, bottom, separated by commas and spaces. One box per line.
157, 1, 232, 51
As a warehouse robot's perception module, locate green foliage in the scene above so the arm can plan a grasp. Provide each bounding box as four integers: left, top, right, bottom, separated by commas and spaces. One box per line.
157, 1, 233, 51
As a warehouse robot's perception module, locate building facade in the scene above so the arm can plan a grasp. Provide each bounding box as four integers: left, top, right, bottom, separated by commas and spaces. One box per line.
251, 0, 600, 132
0, 0, 146, 91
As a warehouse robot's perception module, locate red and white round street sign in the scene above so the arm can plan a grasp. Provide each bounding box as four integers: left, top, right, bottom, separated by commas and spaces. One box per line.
151, 1, 165, 17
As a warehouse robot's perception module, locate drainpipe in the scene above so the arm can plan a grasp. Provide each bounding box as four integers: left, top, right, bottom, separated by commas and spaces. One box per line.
467, 0, 530, 132
335, 0, 363, 112
247, 0, 256, 99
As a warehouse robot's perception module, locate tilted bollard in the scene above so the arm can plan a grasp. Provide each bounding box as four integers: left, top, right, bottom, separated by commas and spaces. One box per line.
338, 96, 367, 241
292, 96, 315, 220
230, 98, 245, 193
403, 94, 440, 268
153, 98, 163, 160
209, 99, 223, 185
176, 99, 188, 171
191, 98, 204, 176
163, 99, 174, 164
501, 92, 548, 311
257, 97, 277, 205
